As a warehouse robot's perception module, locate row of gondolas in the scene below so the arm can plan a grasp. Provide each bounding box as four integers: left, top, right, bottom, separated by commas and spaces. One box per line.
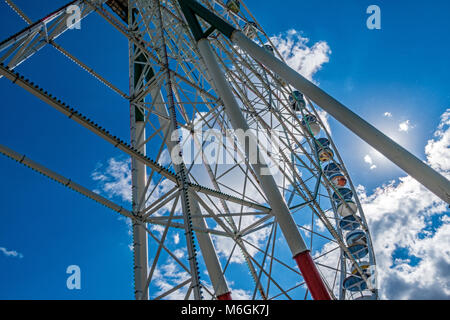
225, 0, 373, 294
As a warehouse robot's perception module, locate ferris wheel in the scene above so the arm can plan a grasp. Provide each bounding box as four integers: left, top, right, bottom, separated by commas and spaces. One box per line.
1, 0, 448, 300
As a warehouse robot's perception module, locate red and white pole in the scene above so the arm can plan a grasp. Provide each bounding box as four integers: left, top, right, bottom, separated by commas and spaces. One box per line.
197, 38, 331, 300
295, 251, 331, 300
217, 292, 233, 301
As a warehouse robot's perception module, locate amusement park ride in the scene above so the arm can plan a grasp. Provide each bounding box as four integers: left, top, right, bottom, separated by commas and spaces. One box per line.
0, 0, 449, 300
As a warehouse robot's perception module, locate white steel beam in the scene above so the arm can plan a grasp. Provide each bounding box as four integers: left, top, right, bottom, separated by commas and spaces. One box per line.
151, 86, 231, 299
0, 63, 268, 212
3, 0, 127, 98
0, 1, 95, 68
231, 30, 450, 205
0, 143, 133, 219
196, 38, 332, 300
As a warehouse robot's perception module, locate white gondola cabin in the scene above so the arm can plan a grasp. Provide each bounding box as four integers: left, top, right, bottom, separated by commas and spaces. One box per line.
339, 215, 360, 231
301, 114, 321, 136
343, 262, 372, 292
289, 91, 306, 111
324, 162, 347, 187
315, 137, 334, 162
346, 230, 369, 259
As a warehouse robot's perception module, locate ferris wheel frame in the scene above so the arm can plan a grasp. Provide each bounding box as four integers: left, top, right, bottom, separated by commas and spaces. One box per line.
0, 0, 447, 301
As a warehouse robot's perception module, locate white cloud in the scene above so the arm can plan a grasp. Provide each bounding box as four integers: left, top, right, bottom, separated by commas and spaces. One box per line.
212, 211, 271, 264
384, 112, 393, 118
364, 154, 377, 170
316, 109, 332, 136
173, 233, 180, 245
92, 158, 132, 202
269, 29, 333, 138
398, 120, 412, 132
313, 241, 341, 297
270, 29, 331, 82
229, 288, 252, 300
0, 246, 23, 259
92, 157, 178, 213
152, 261, 191, 300
159, 149, 172, 167
173, 249, 185, 259
358, 108, 450, 299
118, 216, 133, 236
425, 109, 450, 174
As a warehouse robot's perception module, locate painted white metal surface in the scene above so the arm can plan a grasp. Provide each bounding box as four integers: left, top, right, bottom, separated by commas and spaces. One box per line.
232, 30, 450, 205
197, 38, 308, 257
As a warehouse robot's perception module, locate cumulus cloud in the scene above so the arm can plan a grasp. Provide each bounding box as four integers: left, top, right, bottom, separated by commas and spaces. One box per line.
313, 241, 341, 297
364, 154, 377, 170
92, 106, 449, 300
92, 157, 175, 208
92, 158, 132, 202
228, 288, 252, 300
358, 108, 450, 299
0, 246, 23, 259
269, 29, 333, 140
152, 260, 191, 300
425, 109, 450, 174
270, 29, 331, 82
398, 120, 412, 132
173, 232, 180, 245
212, 215, 271, 264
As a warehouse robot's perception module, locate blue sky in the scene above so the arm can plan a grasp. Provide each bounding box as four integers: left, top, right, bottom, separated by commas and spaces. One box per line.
0, 0, 449, 299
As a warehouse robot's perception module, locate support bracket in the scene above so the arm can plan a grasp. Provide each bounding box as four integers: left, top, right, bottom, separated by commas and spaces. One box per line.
178, 0, 236, 41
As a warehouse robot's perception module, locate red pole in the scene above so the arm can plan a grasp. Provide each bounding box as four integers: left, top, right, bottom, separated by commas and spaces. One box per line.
217, 292, 232, 300
294, 251, 332, 300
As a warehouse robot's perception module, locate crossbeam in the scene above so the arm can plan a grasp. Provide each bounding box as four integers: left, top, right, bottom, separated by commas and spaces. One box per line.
0, 143, 133, 219
0, 63, 270, 212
